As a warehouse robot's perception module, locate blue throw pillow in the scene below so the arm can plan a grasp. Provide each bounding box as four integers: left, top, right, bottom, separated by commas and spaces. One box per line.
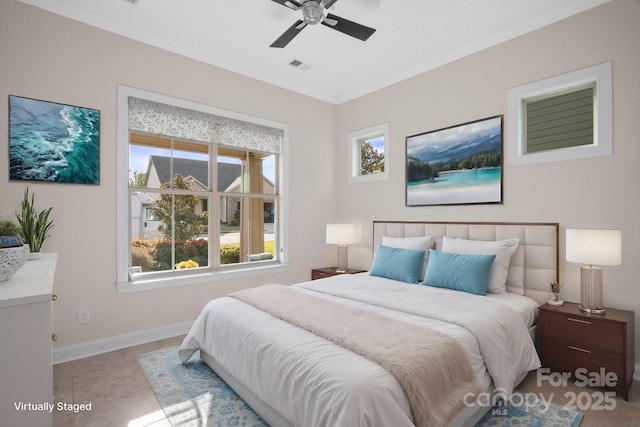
369, 245, 426, 284
423, 249, 496, 295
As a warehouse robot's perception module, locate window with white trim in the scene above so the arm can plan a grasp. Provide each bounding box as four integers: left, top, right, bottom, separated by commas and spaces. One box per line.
507, 62, 612, 165
117, 87, 288, 291
348, 123, 389, 183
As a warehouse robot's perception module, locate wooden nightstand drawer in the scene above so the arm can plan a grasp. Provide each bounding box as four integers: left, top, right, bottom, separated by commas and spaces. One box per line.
539, 310, 624, 354
312, 269, 333, 280
311, 267, 367, 280
538, 302, 634, 401
539, 338, 624, 382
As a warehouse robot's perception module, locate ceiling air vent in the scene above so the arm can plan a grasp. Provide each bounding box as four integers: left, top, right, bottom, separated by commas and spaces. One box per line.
288, 59, 311, 71
124, 0, 139, 4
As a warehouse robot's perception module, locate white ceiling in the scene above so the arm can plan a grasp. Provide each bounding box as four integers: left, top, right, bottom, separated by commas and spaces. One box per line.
18, 0, 609, 104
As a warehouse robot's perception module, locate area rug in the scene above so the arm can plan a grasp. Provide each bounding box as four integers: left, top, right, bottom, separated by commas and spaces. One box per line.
475, 395, 583, 427
140, 346, 583, 427
138, 346, 267, 427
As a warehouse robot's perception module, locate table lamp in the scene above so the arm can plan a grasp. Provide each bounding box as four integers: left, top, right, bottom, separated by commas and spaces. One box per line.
566, 228, 621, 314
326, 224, 362, 273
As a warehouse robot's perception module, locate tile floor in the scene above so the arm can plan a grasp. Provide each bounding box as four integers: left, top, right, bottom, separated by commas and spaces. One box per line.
53, 336, 184, 427
53, 336, 640, 426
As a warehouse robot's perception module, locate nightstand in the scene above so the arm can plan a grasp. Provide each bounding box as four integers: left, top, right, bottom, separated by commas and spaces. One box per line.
311, 267, 367, 280
538, 302, 634, 400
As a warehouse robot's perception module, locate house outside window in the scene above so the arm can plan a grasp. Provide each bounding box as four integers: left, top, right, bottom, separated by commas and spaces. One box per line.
117, 86, 288, 292
507, 62, 611, 165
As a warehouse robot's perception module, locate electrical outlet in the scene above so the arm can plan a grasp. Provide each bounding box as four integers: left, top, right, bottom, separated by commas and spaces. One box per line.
78, 308, 90, 324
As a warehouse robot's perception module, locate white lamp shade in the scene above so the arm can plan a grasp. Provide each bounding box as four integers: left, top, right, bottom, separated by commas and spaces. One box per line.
326, 224, 362, 245
566, 228, 622, 266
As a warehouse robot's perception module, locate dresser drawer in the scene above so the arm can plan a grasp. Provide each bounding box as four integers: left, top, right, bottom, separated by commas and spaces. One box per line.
540, 310, 624, 354
540, 338, 624, 385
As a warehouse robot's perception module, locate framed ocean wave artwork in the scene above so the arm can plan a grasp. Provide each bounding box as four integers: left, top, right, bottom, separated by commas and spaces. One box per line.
9, 95, 100, 184
406, 115, 503, 206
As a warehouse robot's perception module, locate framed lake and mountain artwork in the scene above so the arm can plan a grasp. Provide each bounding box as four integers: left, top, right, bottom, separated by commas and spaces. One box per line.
9, 95, 100, 184
406, 115, 503, 206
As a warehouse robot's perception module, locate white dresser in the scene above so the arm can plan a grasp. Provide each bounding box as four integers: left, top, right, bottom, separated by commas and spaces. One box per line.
0, 253, 57, 427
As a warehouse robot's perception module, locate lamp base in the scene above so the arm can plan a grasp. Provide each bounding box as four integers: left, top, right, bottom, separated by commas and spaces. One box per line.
336, 245, 349, 273
579, 265, 605, 315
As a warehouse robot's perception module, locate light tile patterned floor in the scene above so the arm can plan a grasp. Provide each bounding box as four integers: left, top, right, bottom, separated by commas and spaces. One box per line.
53, 336, 183, 427
54, 335, 640, 426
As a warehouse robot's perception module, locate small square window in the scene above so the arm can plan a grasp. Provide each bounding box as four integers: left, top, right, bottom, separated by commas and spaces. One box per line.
348, 123, 389, 183
507, 62, 611, 165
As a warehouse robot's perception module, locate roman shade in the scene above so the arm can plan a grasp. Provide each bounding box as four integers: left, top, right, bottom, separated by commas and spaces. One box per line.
128, 97, 282, 154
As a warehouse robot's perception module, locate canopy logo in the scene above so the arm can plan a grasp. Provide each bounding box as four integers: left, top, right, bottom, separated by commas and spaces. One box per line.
464, 368, 619, 413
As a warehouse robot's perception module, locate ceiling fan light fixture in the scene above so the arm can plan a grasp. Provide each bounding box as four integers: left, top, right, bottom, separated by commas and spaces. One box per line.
269, 0, 376, 48
302, 1, 324, 25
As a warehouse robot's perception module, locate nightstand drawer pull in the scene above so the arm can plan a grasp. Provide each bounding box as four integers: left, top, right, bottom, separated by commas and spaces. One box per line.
568, 345, 591, 354
567, 317, 591, 325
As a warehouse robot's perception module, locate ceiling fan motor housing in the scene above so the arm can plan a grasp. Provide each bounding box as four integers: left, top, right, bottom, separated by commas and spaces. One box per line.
302, 1, 323, 25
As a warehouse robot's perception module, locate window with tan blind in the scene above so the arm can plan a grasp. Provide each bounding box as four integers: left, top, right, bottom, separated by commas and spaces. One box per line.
507, 62, 611, 165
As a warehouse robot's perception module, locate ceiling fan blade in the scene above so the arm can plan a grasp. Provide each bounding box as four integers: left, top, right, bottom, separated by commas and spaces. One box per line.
270, 0, 302, 10
270, 20, 307, 48
321, 13, 376, 41
321, 0, 340, 8
323, 17, 338, 26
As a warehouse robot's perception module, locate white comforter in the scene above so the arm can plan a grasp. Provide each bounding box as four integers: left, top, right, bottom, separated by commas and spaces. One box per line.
179, 274, 540, 427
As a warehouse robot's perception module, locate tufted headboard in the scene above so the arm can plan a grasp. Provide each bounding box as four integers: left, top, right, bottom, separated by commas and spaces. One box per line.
373, 221, 559, 305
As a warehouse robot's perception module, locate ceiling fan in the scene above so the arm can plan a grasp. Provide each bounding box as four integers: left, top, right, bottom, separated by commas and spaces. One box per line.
269, 0, 376, 48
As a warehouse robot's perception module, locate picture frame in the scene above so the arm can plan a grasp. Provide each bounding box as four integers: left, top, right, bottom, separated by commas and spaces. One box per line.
9, 95, 100, 184
406, 115, 503, 206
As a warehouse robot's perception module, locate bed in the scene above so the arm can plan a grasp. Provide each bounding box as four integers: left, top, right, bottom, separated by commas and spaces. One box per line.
179, 221, 559, 427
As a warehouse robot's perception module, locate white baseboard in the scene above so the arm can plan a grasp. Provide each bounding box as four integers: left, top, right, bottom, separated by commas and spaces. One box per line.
53, 321, 193, 364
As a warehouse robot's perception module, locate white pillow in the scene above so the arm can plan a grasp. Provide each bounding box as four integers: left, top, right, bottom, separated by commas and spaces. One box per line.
441, 236, 519, 294
382, 235, 435, 281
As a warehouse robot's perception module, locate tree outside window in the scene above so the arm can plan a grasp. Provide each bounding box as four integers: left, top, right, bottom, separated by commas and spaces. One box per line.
359, 138, 385, 175
152, 174, 202, 242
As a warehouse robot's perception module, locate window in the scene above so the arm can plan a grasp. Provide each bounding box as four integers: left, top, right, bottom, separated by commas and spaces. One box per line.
117, 86, 288, 292
348, 123, 389, 182
507, 62, 611, 165
145, 207, 159, 221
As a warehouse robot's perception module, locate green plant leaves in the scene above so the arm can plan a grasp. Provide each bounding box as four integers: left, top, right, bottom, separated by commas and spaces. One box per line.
15, 187, 54, 253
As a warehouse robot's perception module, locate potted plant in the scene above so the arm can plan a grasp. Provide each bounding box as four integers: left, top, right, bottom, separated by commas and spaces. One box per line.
15, 187, 54, 256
